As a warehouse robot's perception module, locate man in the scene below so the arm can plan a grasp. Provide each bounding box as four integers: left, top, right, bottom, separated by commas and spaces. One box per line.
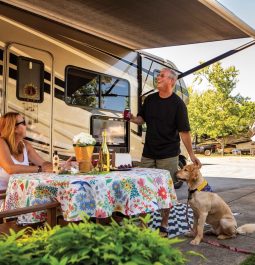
130, 68, 201, 235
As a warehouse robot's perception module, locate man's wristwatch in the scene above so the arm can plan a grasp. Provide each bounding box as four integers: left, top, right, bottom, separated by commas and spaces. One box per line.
37, 165, 42, 173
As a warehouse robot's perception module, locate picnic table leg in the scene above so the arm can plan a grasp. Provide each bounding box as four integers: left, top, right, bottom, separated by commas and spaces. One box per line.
159, 208, 170, 236
46, 207, 57, 227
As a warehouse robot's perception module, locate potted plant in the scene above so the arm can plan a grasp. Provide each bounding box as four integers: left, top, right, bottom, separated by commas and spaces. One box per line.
73, 132, 96, 173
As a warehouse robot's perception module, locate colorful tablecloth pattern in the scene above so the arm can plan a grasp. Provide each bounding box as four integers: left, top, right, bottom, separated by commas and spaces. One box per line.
4, 168, 177, 223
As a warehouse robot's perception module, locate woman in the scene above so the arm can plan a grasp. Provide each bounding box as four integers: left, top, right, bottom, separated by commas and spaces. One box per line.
0, 112, 52, 190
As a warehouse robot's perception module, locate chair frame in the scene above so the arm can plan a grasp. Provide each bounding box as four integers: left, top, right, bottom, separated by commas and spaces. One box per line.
0, 190, 59, 233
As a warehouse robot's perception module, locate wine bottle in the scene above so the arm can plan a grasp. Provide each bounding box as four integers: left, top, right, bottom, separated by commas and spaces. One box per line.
53, 150, 60, 174
98, 129, 110, 172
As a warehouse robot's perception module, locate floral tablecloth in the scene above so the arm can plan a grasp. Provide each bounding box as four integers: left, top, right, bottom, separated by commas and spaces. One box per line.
4, 168, 177, 223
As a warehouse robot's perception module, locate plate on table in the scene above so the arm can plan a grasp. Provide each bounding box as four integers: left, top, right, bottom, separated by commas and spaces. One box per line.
110, 168, 132, 171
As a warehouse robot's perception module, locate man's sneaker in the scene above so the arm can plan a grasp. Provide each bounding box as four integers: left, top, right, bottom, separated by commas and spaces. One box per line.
174, 180, 183, 189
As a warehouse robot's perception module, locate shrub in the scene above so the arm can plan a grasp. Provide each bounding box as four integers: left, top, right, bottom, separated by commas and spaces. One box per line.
240, 254, 255, 265
0, 217, 187, 265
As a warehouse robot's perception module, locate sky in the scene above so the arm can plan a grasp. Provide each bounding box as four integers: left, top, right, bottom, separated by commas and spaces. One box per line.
145, 0, 255, 101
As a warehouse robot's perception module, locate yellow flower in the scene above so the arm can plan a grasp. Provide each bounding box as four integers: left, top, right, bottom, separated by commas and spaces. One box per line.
168, 178, 173, 188
124, 182, 132, 191
121, 179, 132, 191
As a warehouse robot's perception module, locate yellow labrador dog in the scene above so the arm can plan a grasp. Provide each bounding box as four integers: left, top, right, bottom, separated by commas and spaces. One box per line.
176, 164, 255, 245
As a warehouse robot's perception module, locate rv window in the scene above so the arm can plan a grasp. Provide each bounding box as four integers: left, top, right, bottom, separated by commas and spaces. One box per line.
141, 58, 165, 95
153, 69, 160, 89
16, 56, 44, 103
65, 66, 130, 111
90, 115, 129, 153
101, 76, 129, 111
65, 67, 99, 108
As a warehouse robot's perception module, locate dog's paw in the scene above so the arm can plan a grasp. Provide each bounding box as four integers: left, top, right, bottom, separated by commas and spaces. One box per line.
190, 239, 201, 245
217, 234, 234, 240
217, 234, 226, 240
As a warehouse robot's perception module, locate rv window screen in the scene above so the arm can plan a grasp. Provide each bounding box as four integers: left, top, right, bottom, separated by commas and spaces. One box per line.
65, 66, 130, 111
16, 56, 44, 103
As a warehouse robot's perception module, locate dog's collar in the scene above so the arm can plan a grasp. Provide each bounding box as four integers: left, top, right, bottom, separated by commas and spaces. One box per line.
188, 180, 212, 200
188, 188, 197, 200
197, 179, 209, 191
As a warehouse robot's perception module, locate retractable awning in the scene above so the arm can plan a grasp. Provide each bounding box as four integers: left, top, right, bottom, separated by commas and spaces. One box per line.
0, 0, 254, 50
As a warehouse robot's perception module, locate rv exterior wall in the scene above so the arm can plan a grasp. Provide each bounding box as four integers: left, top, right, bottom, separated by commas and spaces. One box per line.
0, 14, 188, 163
0, 16, 142, 161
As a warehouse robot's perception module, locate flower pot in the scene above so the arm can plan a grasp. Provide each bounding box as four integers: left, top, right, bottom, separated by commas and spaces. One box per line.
73, 145, 94, 173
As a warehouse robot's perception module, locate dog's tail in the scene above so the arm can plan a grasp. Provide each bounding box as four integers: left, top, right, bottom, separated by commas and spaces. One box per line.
236, 224, 255, 235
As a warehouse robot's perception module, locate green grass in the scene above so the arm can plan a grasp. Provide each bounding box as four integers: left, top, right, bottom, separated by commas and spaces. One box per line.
240, 254, 255, 265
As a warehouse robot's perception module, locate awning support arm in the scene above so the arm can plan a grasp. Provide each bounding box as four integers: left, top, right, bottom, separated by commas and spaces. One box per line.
178, 39, 255, 79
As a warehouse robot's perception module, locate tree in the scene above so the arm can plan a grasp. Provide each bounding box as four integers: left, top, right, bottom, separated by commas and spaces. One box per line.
72, 79, 98, 108
188, 62, 255, 154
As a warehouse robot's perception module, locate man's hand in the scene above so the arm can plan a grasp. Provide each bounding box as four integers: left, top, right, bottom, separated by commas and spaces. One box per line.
189, 155, 202, 168
130, 113, 136, 123
129, 114, 144, 125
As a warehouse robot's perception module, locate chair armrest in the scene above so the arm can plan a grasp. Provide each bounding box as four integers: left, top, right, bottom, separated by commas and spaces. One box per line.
0, 201, 60, 227
0, 193, 6, 200
0, 190, 6, 201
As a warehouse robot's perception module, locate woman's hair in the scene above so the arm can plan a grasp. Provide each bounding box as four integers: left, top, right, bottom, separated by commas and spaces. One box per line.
0, 112, 24, 155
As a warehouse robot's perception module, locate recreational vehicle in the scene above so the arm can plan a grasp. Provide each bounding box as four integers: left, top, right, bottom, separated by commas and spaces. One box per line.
0, 0, 254, 166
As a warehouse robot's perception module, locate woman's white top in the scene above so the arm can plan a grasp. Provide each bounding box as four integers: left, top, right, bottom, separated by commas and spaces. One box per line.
0, 145, 29, 190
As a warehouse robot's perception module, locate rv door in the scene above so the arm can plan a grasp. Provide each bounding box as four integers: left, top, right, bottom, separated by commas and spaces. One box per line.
3, 43, 54, 160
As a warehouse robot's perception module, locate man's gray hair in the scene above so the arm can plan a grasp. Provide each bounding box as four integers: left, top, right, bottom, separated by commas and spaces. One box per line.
163, 68, 178, 82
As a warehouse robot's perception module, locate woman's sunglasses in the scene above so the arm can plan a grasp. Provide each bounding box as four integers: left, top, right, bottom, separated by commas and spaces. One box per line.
15, 120, 26, 126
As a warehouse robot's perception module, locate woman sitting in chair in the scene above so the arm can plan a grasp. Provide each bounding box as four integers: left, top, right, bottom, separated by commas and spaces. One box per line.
0, 112, 53, 190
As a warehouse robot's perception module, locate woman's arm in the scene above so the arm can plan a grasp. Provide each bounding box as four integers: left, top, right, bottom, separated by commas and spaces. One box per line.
0, 138, 39, 174
25, 141, 52, 172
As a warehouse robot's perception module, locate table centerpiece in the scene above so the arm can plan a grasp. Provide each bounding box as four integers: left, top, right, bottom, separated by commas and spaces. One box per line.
73, 132, 96, 173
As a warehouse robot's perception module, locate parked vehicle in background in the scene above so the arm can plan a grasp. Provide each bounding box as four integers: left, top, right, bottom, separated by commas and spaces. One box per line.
192, 143, 217, 156
217, 144, 236, 154
232, 149, 241, 155
193, 142, 253, 156
232, 148, 250, 155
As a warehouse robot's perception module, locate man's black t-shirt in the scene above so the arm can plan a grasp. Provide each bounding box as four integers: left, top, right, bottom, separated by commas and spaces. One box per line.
138, 92, 190, 159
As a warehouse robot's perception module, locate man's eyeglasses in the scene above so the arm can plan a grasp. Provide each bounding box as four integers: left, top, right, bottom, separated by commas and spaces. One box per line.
15, 120, 26, 127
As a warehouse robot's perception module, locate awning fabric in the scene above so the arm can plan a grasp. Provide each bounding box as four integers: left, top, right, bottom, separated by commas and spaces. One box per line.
0, 0, 254, 50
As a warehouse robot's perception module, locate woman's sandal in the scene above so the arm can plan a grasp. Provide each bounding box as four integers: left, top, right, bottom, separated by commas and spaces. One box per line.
159, 226, 169, 237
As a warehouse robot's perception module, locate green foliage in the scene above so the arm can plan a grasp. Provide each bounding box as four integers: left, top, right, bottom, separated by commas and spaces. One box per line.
0, 217, 187, 265
71, 79, 98, 108
188, 62, 255, 149
240, 253, 255, 265
193, 62, 239, 98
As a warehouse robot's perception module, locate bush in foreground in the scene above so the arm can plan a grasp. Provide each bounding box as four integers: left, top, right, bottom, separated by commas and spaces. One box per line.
0, 217, 188, 265
240, 253, 255, 265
